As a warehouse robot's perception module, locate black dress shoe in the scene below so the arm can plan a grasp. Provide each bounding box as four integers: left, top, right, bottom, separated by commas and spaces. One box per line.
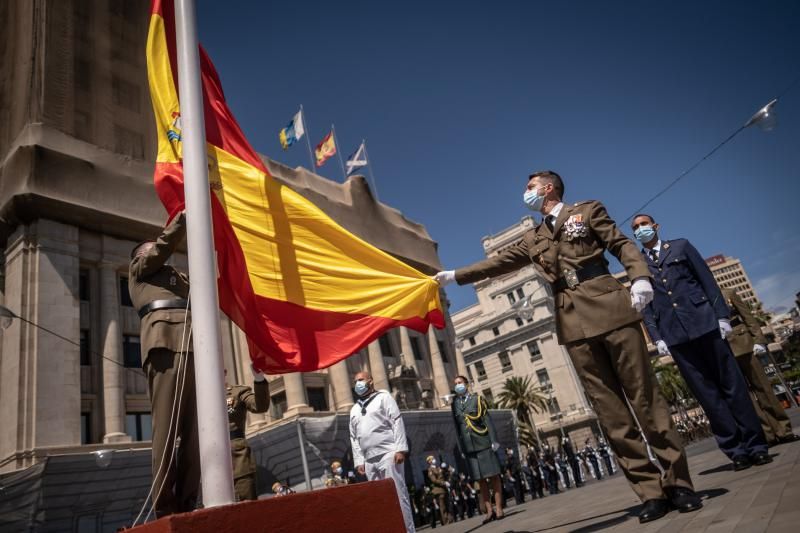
778, 433, 800, 444
751, 452, 773, 466
638, 499, 669, 523
733, 455, 752, 471
667, 487, 703, 513
481, 511, 496, 524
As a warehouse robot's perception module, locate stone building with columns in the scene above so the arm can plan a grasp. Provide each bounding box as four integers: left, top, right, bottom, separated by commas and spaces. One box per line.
0, 0, 465, 474
451, 216, 601, 448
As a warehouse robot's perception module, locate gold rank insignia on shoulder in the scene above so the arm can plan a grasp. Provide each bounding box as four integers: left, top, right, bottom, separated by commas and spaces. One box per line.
663, 243, 670, 249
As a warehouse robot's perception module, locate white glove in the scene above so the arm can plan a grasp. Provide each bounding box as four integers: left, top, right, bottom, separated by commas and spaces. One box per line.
753, 344, 767, 354
655, 340, 671, 356
491, 442, 500, 451
433, 270, 456, 287
250, 363, 266, 382
630, 278, 654, 312
718, 319, 732, 340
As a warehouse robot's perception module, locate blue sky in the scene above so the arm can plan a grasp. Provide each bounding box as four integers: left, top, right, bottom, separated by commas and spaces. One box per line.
196, 0, 800, 313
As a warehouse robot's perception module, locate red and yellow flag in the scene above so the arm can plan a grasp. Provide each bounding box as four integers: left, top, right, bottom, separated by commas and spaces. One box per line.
146, 1, 444, 373
314, 131, 336, 167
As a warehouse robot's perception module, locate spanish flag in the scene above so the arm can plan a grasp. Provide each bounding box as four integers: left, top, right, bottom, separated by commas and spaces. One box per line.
146, 1, 444, 373
314, 130, 336, 167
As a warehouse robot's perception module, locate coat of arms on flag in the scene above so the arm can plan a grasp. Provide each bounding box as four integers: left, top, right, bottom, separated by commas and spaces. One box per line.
315, 131, 336, 167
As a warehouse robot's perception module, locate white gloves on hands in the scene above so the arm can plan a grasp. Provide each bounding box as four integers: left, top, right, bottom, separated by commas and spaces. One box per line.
433, 270, 456, 287
250, 362, 266, 382
491, 442, 500, 451
753, 344, 767, 354
718, 319, 732, 340
656, 340, 671, 356
630, 278, 654, 312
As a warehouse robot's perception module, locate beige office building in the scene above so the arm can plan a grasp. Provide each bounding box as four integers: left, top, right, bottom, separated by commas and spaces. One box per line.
705, 254, 762, 311
451, 216, 599, 447
0, 0, 464, 474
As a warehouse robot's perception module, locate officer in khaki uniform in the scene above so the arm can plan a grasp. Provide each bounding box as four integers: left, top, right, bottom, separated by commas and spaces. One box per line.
426, 456, 451, 525
435, 171, 700, 523
129, 211, 199, 517
722, 288, 799, 445
226, 368, 270, 500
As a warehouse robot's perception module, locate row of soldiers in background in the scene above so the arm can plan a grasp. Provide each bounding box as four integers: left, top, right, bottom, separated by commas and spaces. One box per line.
674, 414, 713, 445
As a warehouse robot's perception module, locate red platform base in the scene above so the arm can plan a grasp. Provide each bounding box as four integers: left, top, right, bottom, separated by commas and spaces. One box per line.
127, 479, 405, 533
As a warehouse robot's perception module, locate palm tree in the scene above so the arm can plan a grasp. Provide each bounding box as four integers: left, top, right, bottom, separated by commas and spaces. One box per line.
497, 376, 548, 448
652, 361, 694, 419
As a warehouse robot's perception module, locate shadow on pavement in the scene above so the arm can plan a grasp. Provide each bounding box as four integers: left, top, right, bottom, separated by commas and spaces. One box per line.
460, 509, 526, 533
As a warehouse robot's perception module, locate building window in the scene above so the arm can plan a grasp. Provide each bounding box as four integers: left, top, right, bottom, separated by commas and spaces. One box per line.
80, 329, 91, 366
79, 269, 90, 301
411, 336, 424, 360
482, 388, 494, 405
466, 366, 474, 382
112, 75, 141, 112
516, 288, 525, 299
81, 413, 91, 444
270, 392, 287, 419
475, 361, 487, 381
548, 397, 561, 418
499, 350, 512, 372
126, 412, 153, 441
468, 336, 476, 347
515, 317, 524, 327
120, 276, 133, 307
113, 124, 145, 159
528, 341, 542, 361
378, 335, 393, 358
437, 340, 449, 362
507, 292, 516, 305
536, 369, 551, 389
307, 387, 329, 412
123, 335, 141, 368
492, 326, 500, 337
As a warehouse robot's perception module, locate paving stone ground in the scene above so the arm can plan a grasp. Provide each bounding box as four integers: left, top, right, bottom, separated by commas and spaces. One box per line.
421, 408, 800, 533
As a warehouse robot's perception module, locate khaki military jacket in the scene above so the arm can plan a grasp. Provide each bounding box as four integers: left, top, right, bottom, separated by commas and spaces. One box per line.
428, 466, 447, 495
129, 213, 190, 363
722, 288, 767, 357
456, 201, 651, 344
227, 381, 270, 478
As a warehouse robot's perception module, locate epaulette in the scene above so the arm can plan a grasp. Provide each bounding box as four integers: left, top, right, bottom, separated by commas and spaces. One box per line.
573, 200, 595, 206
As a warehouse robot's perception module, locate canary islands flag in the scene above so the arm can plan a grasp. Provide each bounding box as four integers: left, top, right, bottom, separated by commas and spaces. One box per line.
279, 110, 304, 150
146, 0, 444, 373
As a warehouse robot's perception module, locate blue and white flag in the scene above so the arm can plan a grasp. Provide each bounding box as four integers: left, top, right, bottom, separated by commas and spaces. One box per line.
345, 142, 368, 176
279, 110, 305, 150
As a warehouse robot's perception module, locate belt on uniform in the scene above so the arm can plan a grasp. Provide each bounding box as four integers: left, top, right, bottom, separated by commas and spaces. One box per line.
552, 263, 610, 292
230, 429, 245, 440
137, 298, 190, 319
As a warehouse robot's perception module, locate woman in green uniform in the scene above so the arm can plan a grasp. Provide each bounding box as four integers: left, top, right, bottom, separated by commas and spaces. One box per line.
451, 375, 505, 523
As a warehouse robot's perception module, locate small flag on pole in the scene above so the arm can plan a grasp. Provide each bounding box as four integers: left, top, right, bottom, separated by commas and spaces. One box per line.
279, 110, 305, 150
315, 131, 336, 167
345, 142, 368, 176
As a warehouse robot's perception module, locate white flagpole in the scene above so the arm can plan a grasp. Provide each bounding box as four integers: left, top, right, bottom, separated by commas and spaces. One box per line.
362, 140, 380, 202
173, 0, 235, 508
331, 124, 347, 182
300, 104, 316, 171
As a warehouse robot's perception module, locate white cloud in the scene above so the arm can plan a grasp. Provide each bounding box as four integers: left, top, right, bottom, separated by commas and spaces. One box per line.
754, 270, 800, 312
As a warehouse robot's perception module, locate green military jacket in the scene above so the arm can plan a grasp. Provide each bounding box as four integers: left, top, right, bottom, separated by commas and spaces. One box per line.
227, 381, 270, 478
452, 394, 497, 454
722, 288, 767, 357
427, 465, 448, 495
455, 201, 651, 344
128, 213, 190, 363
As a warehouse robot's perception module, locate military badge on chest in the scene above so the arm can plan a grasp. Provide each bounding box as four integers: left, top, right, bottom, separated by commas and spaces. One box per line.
563, 214, 588, 241
169, 275, 177, 287
226, 396, 235, 415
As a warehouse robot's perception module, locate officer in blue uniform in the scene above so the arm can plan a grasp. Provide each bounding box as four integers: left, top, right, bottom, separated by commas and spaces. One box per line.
632, 214, 770, 471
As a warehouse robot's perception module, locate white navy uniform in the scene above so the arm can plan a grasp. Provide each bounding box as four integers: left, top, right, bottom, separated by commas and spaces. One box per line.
349, 389, 414, 532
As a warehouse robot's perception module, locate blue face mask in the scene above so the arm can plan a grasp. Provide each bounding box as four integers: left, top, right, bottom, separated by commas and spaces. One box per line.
634, 225, 657, 244
354, 380, 369, 396
523, 189, 546, 212
454, 383, 467, 395
334, 467, 343, 475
